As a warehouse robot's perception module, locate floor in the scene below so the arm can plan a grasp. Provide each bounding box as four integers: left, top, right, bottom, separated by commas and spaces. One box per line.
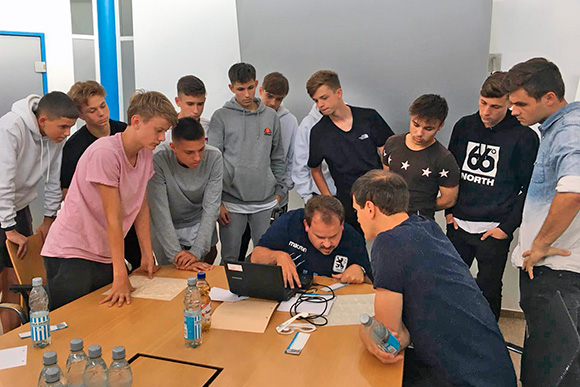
498, 314, 526, 386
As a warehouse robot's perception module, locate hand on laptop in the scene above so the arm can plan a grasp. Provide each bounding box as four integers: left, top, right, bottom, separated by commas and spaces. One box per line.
276, 253, 302, 289
332, 264, 365, 284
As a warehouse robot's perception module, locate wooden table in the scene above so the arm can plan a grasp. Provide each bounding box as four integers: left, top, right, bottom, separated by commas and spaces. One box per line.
0, 266, 403, 386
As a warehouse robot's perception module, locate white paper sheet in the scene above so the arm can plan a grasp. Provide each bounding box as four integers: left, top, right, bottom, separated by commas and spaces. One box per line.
103, 275, 187, 301
277, 294, 335, 316
0, 345, 27, 370
209, 287, 248, 302
325, 293, 375, 326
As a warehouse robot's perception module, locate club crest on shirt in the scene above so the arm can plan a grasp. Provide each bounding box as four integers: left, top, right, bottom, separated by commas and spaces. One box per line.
333, 255, 348, 273
264, 127, 272, 136
358, 133, 369, 140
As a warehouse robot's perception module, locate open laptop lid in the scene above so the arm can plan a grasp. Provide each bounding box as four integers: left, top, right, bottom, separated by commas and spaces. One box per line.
224, 260, 293, 302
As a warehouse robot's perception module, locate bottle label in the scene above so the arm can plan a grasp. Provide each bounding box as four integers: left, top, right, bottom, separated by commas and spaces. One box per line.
184, 312, 202, 340
380, 333, 400, 354
201, 303, 211, 323
31, 312, 50, 342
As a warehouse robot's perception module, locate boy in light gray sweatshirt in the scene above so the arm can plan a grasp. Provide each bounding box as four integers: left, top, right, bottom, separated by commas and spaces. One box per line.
0, 92, 77, 331
148, 117, 222, 270
208, 63, 287, 261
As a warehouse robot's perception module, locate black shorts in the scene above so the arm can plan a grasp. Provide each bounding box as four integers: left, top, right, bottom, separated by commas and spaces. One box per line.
0, 206, 33, 272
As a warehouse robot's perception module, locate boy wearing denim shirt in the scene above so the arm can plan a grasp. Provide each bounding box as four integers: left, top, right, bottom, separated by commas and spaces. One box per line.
503, 57, 580, 387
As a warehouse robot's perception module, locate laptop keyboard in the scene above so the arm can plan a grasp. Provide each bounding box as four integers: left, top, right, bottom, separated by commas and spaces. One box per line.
284, 274, 313, 294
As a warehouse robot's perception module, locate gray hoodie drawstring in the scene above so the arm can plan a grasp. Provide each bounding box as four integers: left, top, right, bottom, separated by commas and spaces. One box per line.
40, 137, 44, 183
256, 108, 260, 140
46, 141, 50, 184
39, 138, 50, 183
243, 109, 246, 141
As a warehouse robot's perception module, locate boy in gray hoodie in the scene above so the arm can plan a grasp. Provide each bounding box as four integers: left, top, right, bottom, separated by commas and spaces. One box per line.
0, 92, 77, 331
208, 63, 287, 261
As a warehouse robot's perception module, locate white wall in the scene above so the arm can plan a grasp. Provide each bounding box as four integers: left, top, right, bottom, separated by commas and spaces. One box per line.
491, 0, 580, 102
489, 0, 580, 312
0, 1, 75, 93
132, 0, 241, 120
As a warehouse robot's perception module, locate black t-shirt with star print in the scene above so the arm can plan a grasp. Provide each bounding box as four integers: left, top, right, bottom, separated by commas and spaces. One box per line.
383, 134, 459, 219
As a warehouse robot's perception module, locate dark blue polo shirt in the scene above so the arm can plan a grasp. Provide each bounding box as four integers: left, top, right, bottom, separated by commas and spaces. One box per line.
257, 209, 372, 279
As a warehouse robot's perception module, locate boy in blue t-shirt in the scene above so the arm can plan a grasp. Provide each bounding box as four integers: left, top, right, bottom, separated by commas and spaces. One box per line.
352, 169, 515, 387
251, 195, 371, 288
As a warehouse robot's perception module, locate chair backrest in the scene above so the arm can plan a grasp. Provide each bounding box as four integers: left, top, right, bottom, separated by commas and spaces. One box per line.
5, 233, 47, 285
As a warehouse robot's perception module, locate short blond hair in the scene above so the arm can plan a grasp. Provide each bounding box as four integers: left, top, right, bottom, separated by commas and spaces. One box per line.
306, 70, 341, 98
67, 80, 106, 111
127, 90, 178, 127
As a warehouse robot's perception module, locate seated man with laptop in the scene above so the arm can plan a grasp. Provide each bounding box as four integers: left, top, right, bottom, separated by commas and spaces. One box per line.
251, 195, 372, 289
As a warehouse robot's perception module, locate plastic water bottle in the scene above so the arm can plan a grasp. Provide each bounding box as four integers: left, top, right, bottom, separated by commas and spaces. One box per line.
30, 277, 51, 348
109, 346, 133, 387
184, 276, 202, 348
65, 338, 87, 387
197, 272, 212, 331
38, 351, 66, 387
83, 345, 108, 387
360, 314, 400, 354
44, 368, 66, 386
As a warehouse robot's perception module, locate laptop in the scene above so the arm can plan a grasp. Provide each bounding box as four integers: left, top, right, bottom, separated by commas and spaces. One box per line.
224, 260, 313, 302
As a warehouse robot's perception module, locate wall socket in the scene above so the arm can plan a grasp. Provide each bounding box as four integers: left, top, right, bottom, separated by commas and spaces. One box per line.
488, 53, 502, 73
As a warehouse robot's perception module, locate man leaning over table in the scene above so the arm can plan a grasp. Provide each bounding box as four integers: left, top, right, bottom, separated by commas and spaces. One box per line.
352, 169, 515, 387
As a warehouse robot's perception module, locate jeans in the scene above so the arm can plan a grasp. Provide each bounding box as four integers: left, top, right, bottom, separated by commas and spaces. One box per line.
520, 266, 580, 387
44, 257, 113, 310
447, 225, 512, 320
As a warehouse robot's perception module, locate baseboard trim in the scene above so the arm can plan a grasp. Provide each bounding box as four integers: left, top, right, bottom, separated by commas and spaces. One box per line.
500, 309, 524, 319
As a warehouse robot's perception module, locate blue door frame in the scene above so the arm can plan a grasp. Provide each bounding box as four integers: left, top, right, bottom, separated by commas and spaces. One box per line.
0, 30, 48, 95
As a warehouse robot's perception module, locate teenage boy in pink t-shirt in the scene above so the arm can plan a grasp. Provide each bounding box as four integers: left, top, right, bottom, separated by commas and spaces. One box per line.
42, 91, 178, 309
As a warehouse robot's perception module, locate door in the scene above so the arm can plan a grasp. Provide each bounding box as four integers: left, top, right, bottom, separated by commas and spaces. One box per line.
0, 31, 49, 228
0, 31, 47, 116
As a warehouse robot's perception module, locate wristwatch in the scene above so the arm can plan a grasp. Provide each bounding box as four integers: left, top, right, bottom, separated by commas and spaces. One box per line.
359, 265, 367, 276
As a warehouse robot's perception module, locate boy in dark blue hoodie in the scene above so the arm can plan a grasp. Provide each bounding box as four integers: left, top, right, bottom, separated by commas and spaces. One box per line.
208, 63, 287, 261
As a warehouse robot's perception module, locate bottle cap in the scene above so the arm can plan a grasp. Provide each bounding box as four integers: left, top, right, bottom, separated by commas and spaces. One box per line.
32, 277, 43, 286
45, 367, 60, 383
197, 272, 206, 280
360, 313, 371, 326
43, 351, 57, 365
112, 345, 126, 360
88, 344, 102, 358
70, 338, 83, 352
187, 277, 197, 286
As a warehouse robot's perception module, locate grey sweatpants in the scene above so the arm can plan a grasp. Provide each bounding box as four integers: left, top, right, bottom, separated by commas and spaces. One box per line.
219, 209, 272, 262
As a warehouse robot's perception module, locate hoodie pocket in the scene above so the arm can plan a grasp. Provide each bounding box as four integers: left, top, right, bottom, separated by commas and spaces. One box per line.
230, 166, 276, 202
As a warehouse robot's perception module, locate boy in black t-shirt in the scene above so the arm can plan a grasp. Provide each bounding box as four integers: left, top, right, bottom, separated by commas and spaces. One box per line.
352, 170, 516, 387
307, 70, 393, 235
382, 94, 459, 219
62, 81, 140, 271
